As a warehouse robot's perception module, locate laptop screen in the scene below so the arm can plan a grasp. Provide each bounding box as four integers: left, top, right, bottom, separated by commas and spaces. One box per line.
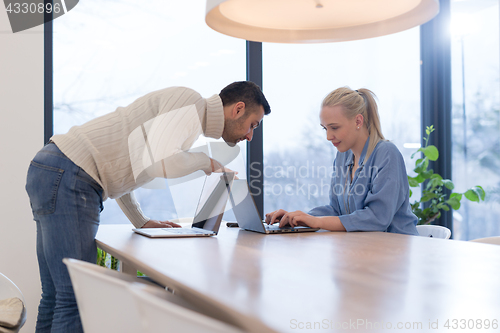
191, 172, 234, 232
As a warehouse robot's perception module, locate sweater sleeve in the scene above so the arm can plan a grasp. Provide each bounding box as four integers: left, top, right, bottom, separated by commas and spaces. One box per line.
116, 192, 150, 228
129, 103, 212, 182
147, 151, 212, 179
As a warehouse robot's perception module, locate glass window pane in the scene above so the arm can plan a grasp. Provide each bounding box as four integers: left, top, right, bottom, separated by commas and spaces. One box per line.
263, 28, 421, 215
451, 0, 500, 240
54, 0, 245, 224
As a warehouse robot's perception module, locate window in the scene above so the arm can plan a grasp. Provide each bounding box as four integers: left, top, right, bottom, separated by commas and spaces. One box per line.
54, 0, 245, 223
451, 0, 500, 240
53, 1, 498, 238
262, 28, 421, 214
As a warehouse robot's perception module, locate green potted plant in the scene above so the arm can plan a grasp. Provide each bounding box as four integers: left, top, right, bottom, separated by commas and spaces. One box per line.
408, 125, 486, 225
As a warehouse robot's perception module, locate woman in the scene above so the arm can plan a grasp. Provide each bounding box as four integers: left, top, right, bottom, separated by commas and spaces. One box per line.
265, 87, 418, 235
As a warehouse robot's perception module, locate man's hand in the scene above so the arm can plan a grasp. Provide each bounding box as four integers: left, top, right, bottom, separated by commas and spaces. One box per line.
205, 158, 239, 178
141, 220, 182, 228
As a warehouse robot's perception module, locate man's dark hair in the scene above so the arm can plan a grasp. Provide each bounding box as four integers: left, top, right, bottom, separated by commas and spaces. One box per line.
220, 81, 271, 115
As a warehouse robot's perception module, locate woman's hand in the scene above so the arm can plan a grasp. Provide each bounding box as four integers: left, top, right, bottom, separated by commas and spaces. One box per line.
267, 210, 345, 231
265, 209, 289, 225
278, 211, 323, 229
142, 220, 182, 228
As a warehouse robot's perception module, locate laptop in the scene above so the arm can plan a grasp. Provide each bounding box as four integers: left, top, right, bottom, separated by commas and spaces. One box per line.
229, 180, 320, 234
133, 172, 235, 238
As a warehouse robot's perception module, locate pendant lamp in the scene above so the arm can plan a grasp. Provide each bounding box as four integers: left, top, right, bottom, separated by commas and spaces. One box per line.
206, 0, 440, 43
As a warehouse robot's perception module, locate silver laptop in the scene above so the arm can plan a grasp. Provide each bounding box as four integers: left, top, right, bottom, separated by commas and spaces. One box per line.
133, 172, 235, 238
229, 180, 320, 234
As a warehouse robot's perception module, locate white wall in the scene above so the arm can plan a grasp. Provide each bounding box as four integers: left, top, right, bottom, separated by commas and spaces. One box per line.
0, 10, 44, 333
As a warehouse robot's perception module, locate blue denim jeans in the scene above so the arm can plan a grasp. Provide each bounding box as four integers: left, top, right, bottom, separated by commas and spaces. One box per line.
26, 143, 103, 333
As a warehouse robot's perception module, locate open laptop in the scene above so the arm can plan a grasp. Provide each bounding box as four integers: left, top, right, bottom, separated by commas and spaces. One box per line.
133, 172, 235, 238
229, 180, 320, 234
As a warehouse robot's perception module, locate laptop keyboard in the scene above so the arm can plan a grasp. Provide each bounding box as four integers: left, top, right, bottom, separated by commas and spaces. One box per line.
161, 228, 206, 234
265, 224, 294, 231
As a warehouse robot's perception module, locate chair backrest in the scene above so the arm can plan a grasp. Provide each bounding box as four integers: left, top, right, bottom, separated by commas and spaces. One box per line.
416, 225, 451, 239
129, 283, 245, 333
0, 273, 25, 303
0, 273, 27, 332
469, 236, 500, 245
63, 258, 157, 333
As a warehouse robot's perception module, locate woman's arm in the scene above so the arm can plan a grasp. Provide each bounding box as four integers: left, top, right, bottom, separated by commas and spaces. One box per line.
339, 143, 409, 232
279, 211, 346, 231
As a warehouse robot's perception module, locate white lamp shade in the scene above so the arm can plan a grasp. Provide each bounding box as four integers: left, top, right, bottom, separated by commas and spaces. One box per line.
206, 0, 440, 43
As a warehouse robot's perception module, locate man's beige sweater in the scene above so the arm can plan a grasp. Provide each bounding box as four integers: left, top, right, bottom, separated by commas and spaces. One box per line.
51, 87, 224, 228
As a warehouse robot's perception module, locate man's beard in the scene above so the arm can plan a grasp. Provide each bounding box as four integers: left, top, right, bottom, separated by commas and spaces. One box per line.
222, 117, 246, 146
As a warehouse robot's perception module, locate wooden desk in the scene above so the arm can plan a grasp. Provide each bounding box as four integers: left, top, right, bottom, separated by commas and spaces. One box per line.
96, 225, 500, 332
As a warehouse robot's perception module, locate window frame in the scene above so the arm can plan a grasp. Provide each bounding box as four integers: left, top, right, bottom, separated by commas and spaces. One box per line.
420, 0, 452, 232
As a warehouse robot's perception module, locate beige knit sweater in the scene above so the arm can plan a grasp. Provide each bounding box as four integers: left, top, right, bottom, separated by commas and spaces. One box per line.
51, 87, 224, 228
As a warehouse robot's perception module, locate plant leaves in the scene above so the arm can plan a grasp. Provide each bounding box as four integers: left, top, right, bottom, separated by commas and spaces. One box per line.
414, 157, 428, 174
408, 177, 419, 188
421, 193, 437, 202
421, 145, 439, 161
426, 125, 435, 136
414, 158, 424, 172
446, 196, 461, 210
421, 170, 433, 179
433, 177, 444, 187
415, 174, 425, 183
411, 148, 425, 159
411, 150, 420, 159
464, 186, 486, 202
464, 189, 480, 202
430, 174, 443, 181
425, 180, 435, 190
442, 179, 454, 190
474, 185, 486, 201
407, 124, 486, 224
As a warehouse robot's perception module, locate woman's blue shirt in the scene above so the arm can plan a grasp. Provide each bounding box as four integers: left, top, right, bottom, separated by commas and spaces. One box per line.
308, 138, 418, 235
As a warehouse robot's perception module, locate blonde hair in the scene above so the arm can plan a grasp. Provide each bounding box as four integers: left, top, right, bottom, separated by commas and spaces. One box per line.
322, 87, 385, 160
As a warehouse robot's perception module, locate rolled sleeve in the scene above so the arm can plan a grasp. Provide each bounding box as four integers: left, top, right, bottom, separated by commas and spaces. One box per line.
116, 192, 150, 228
339, 146, 406, 232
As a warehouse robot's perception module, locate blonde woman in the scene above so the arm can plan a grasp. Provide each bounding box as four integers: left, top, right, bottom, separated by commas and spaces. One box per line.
265, 87, 418, 235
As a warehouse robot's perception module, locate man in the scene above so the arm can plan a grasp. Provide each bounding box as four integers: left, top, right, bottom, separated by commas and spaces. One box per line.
25, 81, 271, 333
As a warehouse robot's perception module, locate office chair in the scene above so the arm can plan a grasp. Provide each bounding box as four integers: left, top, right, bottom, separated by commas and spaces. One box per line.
63, 258, 159, 333
416, 225, 452, 239
129, 283, 245, 333
0, 272, 26, 333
